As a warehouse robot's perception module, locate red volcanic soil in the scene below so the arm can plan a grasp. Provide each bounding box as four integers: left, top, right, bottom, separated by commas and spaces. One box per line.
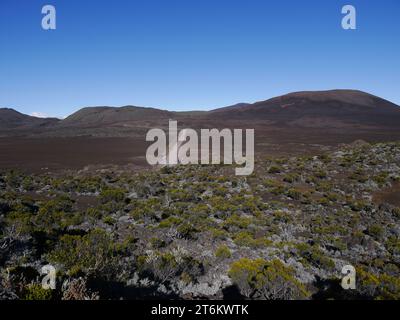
0, 137, 149, 172
373, 182, 400, 207
1, 125, 400, 172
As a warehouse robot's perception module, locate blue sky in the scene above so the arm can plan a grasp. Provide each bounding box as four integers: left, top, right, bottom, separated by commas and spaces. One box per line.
0, 0, 399, 118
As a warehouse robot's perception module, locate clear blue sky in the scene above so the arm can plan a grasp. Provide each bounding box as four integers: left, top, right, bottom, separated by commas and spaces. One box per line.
0, 0, 399, 118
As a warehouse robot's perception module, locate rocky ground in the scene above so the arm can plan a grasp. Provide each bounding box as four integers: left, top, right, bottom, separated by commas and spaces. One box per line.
0, 141, 399, 300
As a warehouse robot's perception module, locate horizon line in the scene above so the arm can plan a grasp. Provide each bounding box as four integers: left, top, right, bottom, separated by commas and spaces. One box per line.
2, 88, 399, 120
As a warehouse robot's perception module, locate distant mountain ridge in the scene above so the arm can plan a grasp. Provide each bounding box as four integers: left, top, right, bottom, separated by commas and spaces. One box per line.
1, 90, 400, 136
61, 106, 173, 127
0, 108, 59, 130
210, 90, 398, 115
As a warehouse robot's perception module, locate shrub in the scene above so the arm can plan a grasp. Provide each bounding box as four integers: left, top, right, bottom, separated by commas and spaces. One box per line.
325, 192, 339, 202
180, 272, 193, 285
355, 267, 380, 298
386, 236, 400, 256
314, 170, 327, 179
177, 223, 198, 239
215, 245, 231, 259
5, 211, 33, 235
209, 228, 228, 240
272, 210, 291, 223
378, 273, 400, 299
268, 166, 282, 174
296, 243, 335, 270
233, 232, 272, 248
191, 203, 211, 217
21, 176, 34, 191
318, 154, 331, 163
168, 188, 193, 202
349, 170, 368, 183
210, 196, 236, 217
39, 196, 74, 214
22, 283, 53, 300
373, 172, 389, 185
99, 188, 125, 204
150, 237, 166, 249
103, 215, 116, 225
131, 198, 162, 221
316, 197, 329, 207
143, 251, 180, 283
287, 188, 302, 200
228, 258, 308, 299
348, 199, 368, 211
367, 224, 384, 240
86, 207, 102, 220
392, 207, 400, 219
143, 250, 203, 284
283, 173, 299, 183
62, 278, 99, 300
48, 229, 120, 277
263, 179, 280, 188
32, 196, 75, 232
223, 214, 252, 230
270, 184, 286, 196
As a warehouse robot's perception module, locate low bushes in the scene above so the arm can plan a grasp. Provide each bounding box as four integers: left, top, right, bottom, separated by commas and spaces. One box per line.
47, 229, 122, 278
215, 244, 231, 259
228, 258, 309, 299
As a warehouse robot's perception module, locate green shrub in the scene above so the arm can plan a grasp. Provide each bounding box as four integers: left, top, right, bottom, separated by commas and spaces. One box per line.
296, 243, 335, 270
325, 192, 339, 202
373, 172, 389, 185
367, 224, 384, 240
270, 184, 286, 196
348, 199, 369, 211
86, 207, 102, 220
283, 173, 299, 183
177, 223, 198, 239
223, 214, 252, 230
103, 215, 116, 225
386, 236, 400, 256
318, 154, 332, 163
22, 283, 53, 300
228, 258, 309, 299
48, 229, 120, 277
268, 166, 282, 174
391, 207, 400, 219
150, 237, 166, 249
209, 227, 228, 240
131, 198, 162, 220
142, 251, 182, 283
233, 232, 272, 248
158, 216, 182, 228
30, 196, 75, 232
378, 273, 400, 299
100, 188, 125, 203
314, 170, 327, 179
168, 188, 193, 202
272, 210, 291, 223
215, 244, 231, 259
287, 188, 302, 200
263, 179, 280, 188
